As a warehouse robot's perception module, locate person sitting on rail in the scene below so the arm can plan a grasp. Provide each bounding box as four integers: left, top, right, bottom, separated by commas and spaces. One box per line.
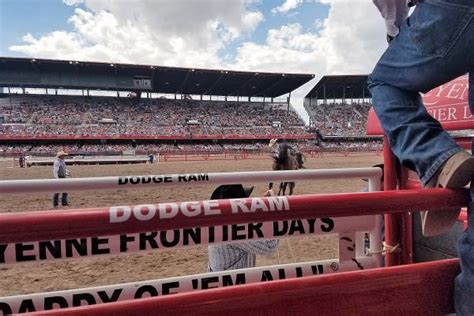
370, 0, 474, 236
207, 185, 279, 272
370, 1, 474, 313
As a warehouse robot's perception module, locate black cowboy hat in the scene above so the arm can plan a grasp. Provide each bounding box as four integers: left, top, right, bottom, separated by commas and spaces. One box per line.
363, 164, 384, 182
211, 184, 254, 200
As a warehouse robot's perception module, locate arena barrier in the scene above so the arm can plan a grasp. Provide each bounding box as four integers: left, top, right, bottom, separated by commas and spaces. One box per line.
30, 258, 459, 316
156, 150, 382, 162
0, 188, 469, 258
2, 151, 383, 165
0, 169, 471, 315
0, 258, 378, 314
0, 168, 382, 194
159, 152, 260, 162
0, 167, 387, 313
0, 210, 377, 264
0, 188, 469, 315
24, 156, 151, 167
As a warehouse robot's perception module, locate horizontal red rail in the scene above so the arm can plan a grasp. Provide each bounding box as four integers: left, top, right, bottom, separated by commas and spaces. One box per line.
0, 189, 469, 244
31, 258, 460, 316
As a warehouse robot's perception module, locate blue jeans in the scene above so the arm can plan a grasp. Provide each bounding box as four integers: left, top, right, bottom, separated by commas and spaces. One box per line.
368, 0, 473, 185
368, 1, 473, 314
53, 192, 68, 207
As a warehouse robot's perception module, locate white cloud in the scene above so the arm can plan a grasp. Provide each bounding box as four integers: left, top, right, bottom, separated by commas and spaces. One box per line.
10, 32, 86, 60
272, 0, 304, 14
10, 0, 389, 123
231, 0, 387, 122
11, 1, 263, 69
62, 0, 84, 5
236, 1, 385, 74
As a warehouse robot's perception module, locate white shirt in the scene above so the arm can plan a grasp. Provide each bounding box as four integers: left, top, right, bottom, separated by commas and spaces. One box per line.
208, 240, 279, 272
373, 0, 410, 37
53, 158, 68, 178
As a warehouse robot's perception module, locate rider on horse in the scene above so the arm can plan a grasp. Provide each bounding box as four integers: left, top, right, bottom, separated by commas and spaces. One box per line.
269, 138, 304, 170
268, 138, 304, 195
269, 138, 296, 161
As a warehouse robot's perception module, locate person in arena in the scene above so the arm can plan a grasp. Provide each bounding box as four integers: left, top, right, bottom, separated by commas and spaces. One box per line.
269, 138, 279, 157
370, 1, 474, 313
207, 185, 279, 272
19, 155, 24, 168
52, 150, 71, 208
269, 138, 296, 159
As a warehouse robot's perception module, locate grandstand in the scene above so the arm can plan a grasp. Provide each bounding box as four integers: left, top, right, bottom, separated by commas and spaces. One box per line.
0, 95, 307, 138
0, 57, 323, 159
303, 75, 382, 151
0, 58, 384, 161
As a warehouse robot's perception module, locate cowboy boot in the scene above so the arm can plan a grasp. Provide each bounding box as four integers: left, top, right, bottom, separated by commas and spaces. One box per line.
421, 150, 474, 236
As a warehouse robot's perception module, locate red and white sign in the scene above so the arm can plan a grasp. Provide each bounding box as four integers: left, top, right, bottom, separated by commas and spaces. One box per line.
367, 75, 472, 135
0, 258, 377, 314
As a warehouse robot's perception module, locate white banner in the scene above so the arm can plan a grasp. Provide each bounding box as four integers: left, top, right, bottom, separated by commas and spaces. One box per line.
0, 168, 382, 194
0, 216, 376, 265
0, 257, 377, 315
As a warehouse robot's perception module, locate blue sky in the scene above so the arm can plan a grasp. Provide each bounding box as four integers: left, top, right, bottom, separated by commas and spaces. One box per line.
220, 2, 329, 63
0, 0, 77, 56
1, 0, 330, 61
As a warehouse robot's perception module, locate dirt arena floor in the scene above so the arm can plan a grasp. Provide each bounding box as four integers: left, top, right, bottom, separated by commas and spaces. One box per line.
0, 154, 382, 296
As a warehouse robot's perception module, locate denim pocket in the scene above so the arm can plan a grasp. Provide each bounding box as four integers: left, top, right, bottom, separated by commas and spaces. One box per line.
408, 1, 472, 57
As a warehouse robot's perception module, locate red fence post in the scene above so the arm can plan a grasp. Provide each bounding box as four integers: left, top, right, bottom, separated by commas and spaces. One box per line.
399, 166, 413, 264
384, 137, 402, 266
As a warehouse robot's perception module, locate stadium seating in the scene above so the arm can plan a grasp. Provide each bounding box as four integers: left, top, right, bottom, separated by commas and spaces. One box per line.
0, 140, 383, 157
0, 96, 306, 137
306, 102, 372, 137
0, 95, 382, 156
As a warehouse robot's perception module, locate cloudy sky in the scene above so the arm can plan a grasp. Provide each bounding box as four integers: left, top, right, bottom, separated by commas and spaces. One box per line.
0, 0, 388, 123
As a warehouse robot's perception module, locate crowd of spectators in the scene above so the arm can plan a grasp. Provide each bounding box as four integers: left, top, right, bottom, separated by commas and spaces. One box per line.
0, 138, 382, 157
0, 96, 307, 138
0, 95, 384, 157
320, 140, 382, 151
307, 102, 372, 137
0, 142, 267, 156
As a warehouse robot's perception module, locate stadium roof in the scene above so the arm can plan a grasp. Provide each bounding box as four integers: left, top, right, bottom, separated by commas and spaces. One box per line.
0, 57, 314, 98
305, 75, 370, 100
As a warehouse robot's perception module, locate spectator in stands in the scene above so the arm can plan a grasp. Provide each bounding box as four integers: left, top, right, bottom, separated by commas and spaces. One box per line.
52, 150, 71, 208
308, 102, 371, 137
208, 185, 278, 272
0, 97, 308, 138
0, 139, 382, 157
369, 0, 474, 236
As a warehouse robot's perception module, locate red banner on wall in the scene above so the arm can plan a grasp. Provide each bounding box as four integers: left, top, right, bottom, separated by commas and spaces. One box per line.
367, 75, 472, 135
